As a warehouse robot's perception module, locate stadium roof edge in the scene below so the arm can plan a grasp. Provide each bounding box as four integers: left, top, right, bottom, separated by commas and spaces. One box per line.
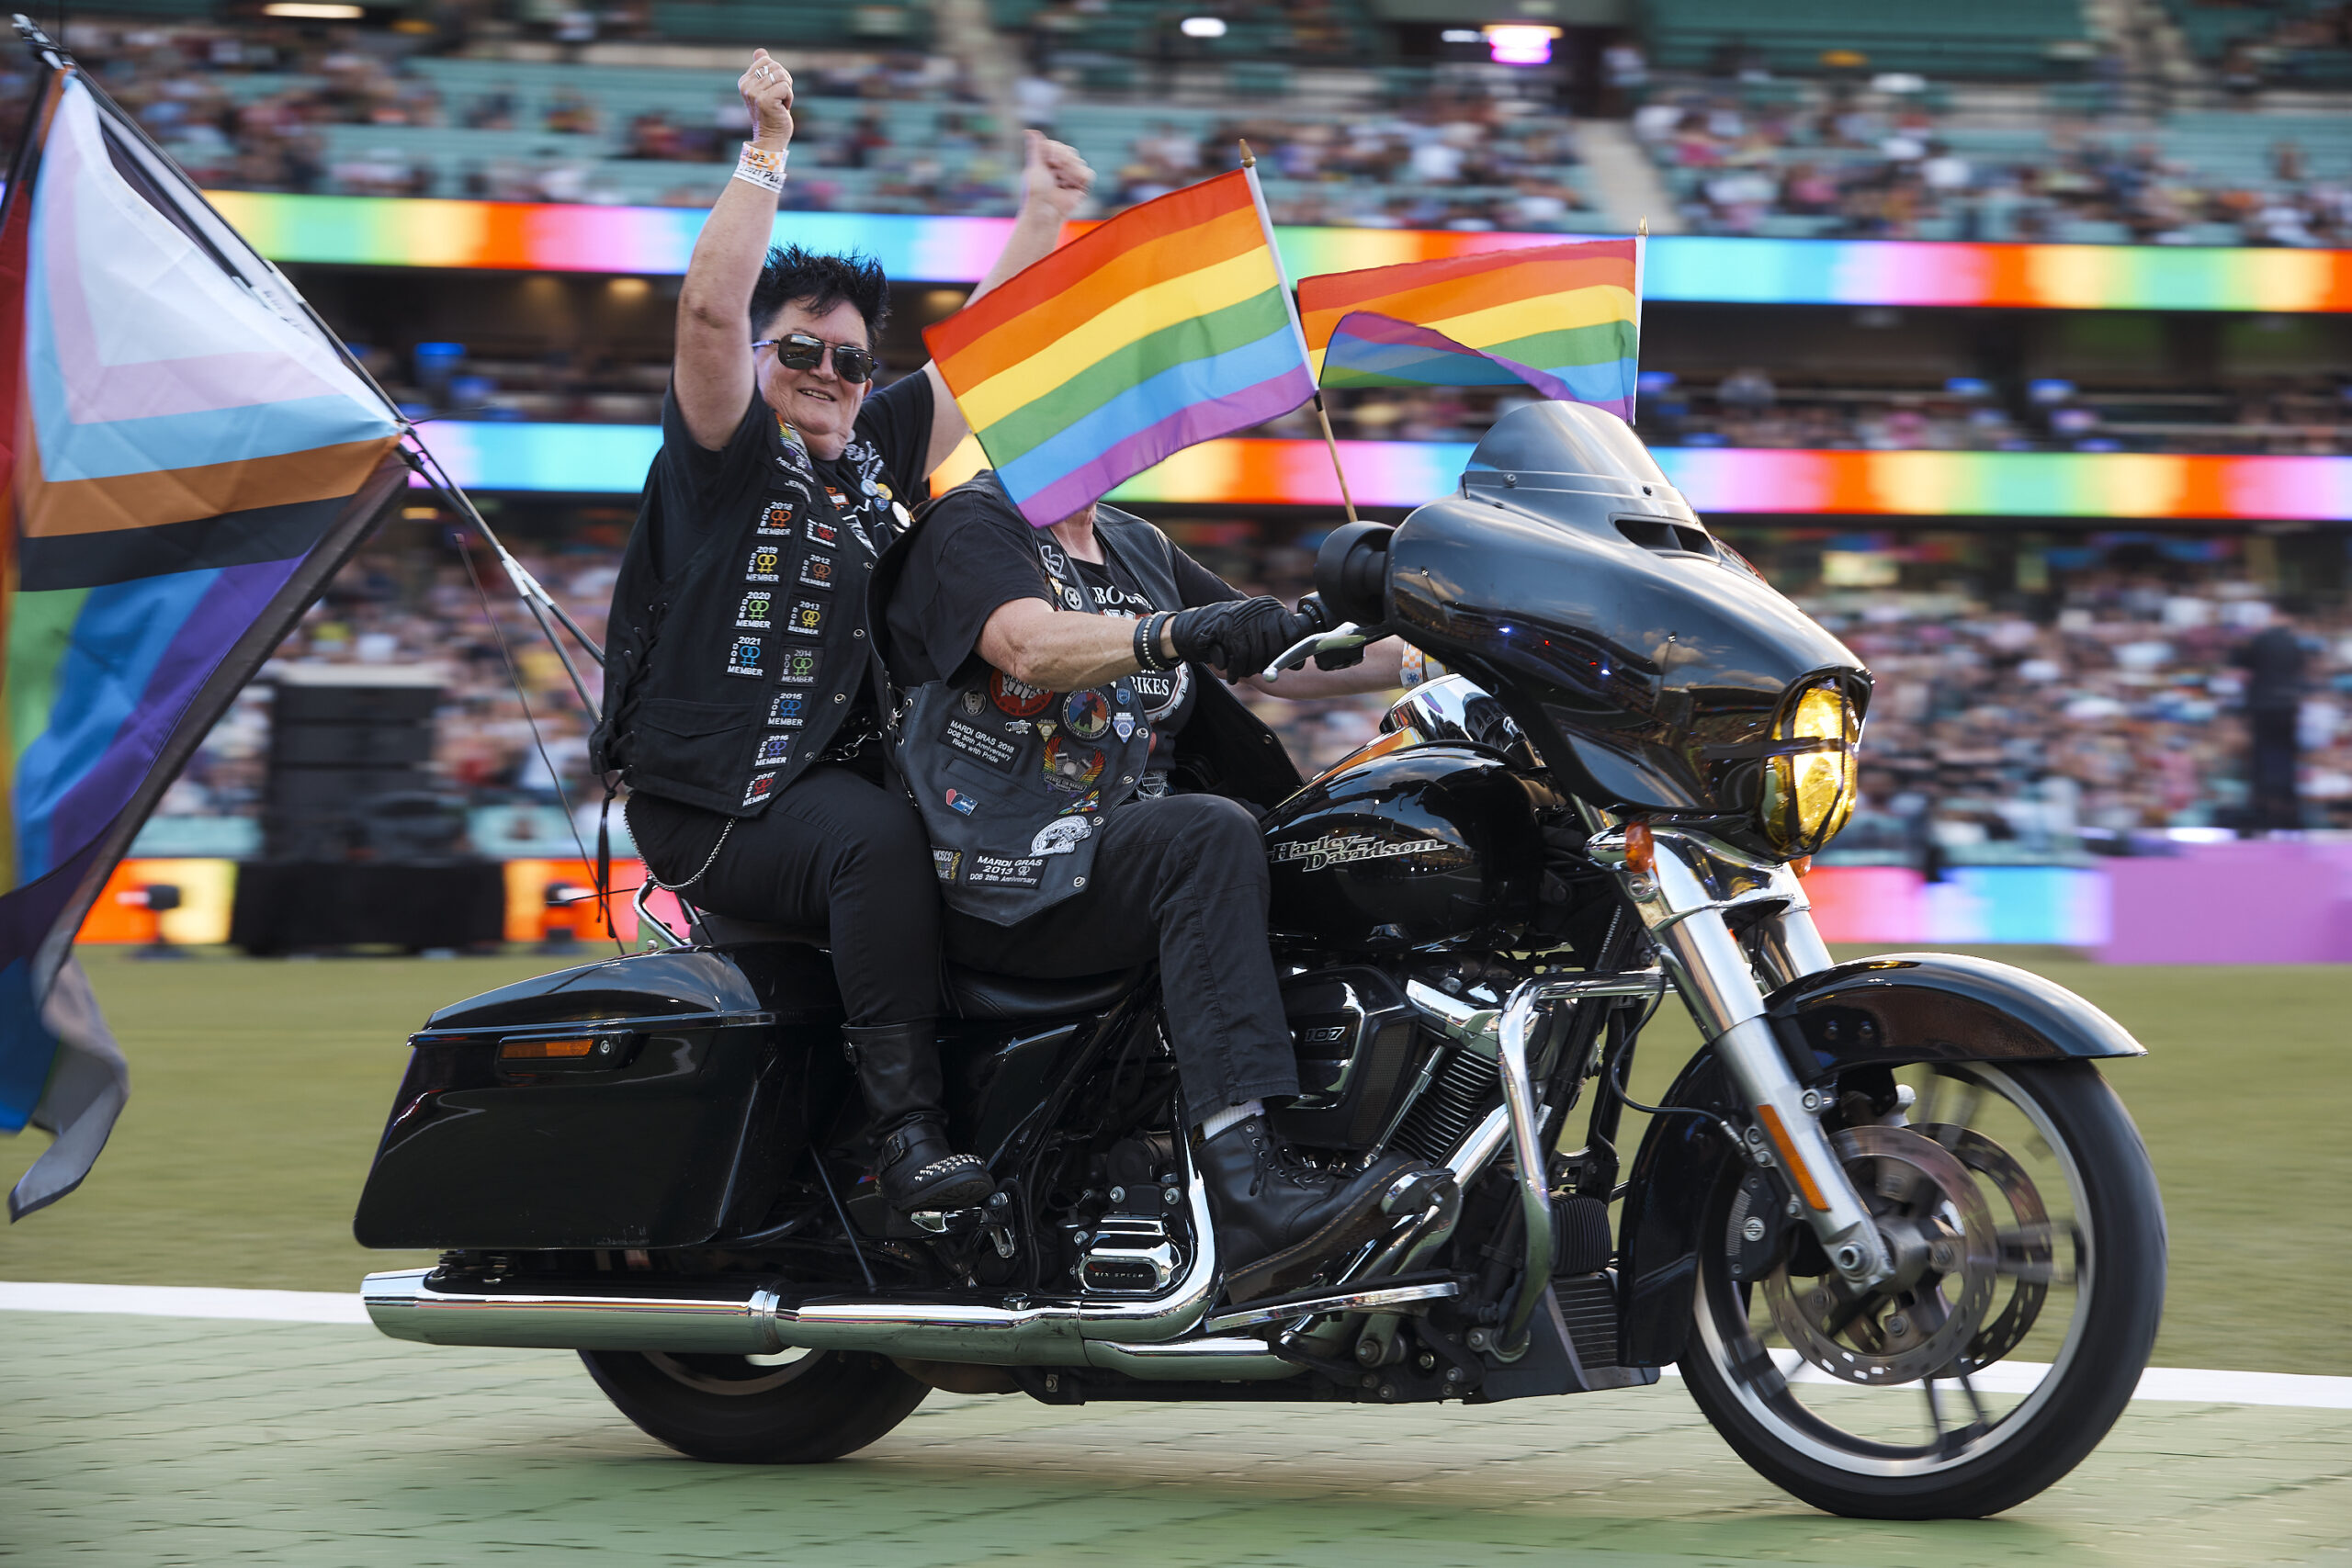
206, 193, 2352, 313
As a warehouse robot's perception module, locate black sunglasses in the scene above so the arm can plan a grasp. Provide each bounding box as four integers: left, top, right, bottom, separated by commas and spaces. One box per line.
753, 332, 876, 384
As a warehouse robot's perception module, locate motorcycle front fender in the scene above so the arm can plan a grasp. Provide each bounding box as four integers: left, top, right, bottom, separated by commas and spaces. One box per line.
1613, 951, 2147, 1369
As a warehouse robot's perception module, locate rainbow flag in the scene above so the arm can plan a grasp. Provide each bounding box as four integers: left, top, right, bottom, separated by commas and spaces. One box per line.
0, 62, 406, 1216
925, 167, 1314, 527
1297, 238, 1644, 421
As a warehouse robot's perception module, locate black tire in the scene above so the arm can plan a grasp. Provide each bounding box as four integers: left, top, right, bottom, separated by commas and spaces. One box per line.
1679, 1060, 2165, 1519
579, 1348, 930, 1463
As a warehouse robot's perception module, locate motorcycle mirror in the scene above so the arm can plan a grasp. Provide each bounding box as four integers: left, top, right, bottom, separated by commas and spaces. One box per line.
1315, 521, 1394, 628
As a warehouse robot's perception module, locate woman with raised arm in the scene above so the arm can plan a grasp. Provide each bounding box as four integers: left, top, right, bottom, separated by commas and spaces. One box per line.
590, 50, 1093, 1214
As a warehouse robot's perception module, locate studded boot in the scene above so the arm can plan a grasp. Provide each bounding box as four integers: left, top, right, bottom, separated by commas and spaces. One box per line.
1197, 1113, 1433, 1303
842, 1021, 995, 1213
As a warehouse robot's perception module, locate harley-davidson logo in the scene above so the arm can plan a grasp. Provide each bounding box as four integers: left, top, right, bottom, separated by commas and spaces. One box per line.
1269, 831, 1448, 873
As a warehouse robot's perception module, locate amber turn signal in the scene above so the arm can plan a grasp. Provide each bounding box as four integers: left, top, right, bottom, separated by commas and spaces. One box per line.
1624, 820, 1655, 874
499, 1037, 596, 1061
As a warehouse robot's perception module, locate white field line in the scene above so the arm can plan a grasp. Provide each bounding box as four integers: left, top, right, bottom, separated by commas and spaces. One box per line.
3, 1281, 2348, 1410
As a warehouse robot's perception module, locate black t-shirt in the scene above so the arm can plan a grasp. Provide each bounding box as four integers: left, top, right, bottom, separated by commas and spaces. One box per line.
886, 495, 1239, 777
630, 371, 933, 873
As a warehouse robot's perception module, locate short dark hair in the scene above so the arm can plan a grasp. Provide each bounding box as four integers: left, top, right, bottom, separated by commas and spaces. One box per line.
749, 245, 890, 348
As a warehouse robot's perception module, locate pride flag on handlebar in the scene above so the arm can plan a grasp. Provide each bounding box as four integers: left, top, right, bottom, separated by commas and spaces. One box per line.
923, 165, 1316, 528
1297, 237, 1645, 423
0, 40, 408, 1218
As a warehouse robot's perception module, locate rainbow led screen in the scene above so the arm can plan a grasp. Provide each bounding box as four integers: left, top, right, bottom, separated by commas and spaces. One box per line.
208, 191, 2352, 313
421, 423, 2352, 519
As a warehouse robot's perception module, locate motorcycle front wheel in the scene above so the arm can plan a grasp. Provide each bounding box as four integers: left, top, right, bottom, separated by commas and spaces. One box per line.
1679, 1059, 2165, 1519
580, 1347, 929, 1463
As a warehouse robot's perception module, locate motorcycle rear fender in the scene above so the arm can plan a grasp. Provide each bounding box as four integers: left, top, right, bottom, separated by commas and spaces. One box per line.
1614, 950, 2146, 1368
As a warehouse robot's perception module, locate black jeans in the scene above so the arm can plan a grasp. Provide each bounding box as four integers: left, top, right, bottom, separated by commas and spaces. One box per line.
629, 765, 941, 1027
942, 794, 1299, 1121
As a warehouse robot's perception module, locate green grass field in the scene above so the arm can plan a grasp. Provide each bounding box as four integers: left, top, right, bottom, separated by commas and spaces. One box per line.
1, 942, 2345, 1374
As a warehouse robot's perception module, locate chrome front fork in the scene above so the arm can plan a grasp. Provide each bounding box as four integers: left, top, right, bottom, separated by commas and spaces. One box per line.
1588, 823, 1896, 1293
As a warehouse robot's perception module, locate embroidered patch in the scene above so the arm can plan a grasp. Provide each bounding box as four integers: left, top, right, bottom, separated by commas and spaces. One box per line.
736, 590, 773, 629
1041, 736, 1105, 794
1112, 711, 1136, 741
779, 648, 820, 684
745, 543, 783, 582
1037, 541, 1068, 576
726, 637, 765, 677
967, 852, 1046, 888
944, 717, 1018, 771
1132, 666, 1188, 720
989, 670, 1053, 718
798, 554, 836, 590
754, 733, 792, 766
806, 514, 840, 548
1060, 790, 1102, 815
1031, 817, 1091, 857
933, 847, 962, 882
767, 691, 808, 728
756, 500, 795, 536
1063, 688, 1112, 741
944, 788, 978, 816
742, 772, 777, 807
785, 598, 827, 637
826, 485, 851, 510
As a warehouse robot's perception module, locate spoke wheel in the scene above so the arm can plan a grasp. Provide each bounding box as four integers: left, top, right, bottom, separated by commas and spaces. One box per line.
1679, 1060, 2164, 1519
580, 1347, 929, 1464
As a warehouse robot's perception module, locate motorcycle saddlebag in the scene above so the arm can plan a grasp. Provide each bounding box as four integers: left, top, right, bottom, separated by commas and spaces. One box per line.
352, 947, 843, 1251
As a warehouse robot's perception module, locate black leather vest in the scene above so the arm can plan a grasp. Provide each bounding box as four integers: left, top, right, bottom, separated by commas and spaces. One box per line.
893, 502, 1167, 924
592, 427, 887, 817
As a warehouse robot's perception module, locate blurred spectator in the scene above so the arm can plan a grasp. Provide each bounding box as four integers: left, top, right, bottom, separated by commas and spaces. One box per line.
2236, 609, 2309, 831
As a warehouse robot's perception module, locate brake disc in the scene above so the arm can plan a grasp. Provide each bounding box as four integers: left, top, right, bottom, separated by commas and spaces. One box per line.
1761, 1124, 1998, 1386
1918, 1123, 2055, 1369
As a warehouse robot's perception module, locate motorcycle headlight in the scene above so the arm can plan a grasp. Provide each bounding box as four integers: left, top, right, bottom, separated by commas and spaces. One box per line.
1758, 681, 1860, 857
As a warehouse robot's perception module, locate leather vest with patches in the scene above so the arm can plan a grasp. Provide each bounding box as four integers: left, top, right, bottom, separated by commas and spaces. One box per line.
893, 508, 1176, 925
592, 427, 890, 817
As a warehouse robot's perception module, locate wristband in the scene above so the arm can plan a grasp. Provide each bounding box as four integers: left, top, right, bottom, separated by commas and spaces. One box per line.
1400, 646, 1444, 689
733, 141, 787, 193
1135, 611, 1177, 672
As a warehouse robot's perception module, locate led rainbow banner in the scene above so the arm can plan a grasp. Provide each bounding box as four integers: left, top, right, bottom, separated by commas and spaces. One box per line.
416, 423, 2352, 518
209, 191, 2352, 312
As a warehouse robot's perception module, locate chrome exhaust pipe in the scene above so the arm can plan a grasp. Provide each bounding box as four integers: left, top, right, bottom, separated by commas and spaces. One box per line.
361, 1140, 1291, 1376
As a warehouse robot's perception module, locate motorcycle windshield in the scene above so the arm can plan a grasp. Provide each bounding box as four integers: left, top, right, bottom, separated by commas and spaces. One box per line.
1385, 401, 1868, 830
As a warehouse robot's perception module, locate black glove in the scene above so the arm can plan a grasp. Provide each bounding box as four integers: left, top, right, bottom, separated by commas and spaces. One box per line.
1166, 596, 1317, 678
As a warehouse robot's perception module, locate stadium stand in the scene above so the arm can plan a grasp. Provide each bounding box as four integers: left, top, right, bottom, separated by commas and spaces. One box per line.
1637, 0, 2098, 79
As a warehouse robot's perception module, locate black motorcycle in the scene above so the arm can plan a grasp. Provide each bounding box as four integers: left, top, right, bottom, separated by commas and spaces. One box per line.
354, 402, 2164, 1520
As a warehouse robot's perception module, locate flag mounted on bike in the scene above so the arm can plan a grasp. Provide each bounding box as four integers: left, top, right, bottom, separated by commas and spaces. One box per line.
923, 165, 1316, 528
0, 37, 409, 1219
1296, 237, 1645, 422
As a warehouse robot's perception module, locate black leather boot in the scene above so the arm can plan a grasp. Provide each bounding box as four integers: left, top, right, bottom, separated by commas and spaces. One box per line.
843, 1021, 995, 1213
1198, 1114, 1433, 1303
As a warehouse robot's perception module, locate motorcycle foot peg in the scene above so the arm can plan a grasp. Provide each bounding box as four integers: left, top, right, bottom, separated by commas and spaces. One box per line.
1379, 1168, 1456, 1217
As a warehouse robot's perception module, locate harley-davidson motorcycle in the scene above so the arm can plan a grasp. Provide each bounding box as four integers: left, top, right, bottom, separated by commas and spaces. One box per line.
354, 402, 2164, 1520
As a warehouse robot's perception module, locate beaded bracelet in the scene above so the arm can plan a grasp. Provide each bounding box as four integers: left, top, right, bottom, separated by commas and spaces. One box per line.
733, 141, 787, 193
1134, 611, 1177, 672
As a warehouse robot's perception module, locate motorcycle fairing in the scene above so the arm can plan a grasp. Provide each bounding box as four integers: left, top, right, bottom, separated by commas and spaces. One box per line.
1382, 401, 1869, 853
1614, 953, 2150, 1368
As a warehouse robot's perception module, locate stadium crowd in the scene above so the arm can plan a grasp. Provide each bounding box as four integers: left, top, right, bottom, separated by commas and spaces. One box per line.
153, 529, 2352, 861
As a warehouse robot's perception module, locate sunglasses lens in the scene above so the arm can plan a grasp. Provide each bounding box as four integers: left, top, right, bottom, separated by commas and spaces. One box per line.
778, 335, 825, 370
834, 348, 876, 383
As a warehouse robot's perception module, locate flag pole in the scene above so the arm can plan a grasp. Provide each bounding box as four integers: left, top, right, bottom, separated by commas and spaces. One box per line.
1632, 216, 1648, 425
1238, 139, 1360, 529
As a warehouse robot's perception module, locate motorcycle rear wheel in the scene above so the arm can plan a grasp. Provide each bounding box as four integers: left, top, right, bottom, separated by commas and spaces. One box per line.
580, 1348, 929, 1463
1679, 1059, 2165, 1519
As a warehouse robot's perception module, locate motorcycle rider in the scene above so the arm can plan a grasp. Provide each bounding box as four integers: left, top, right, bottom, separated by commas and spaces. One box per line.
878, 473, 1431, 1301
591, 49, 1094, 1216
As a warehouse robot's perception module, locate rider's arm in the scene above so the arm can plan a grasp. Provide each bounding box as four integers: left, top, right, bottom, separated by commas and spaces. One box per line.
673, 50, 793, 451
979, 598, 1176, 692
917, 132, 1094, 477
